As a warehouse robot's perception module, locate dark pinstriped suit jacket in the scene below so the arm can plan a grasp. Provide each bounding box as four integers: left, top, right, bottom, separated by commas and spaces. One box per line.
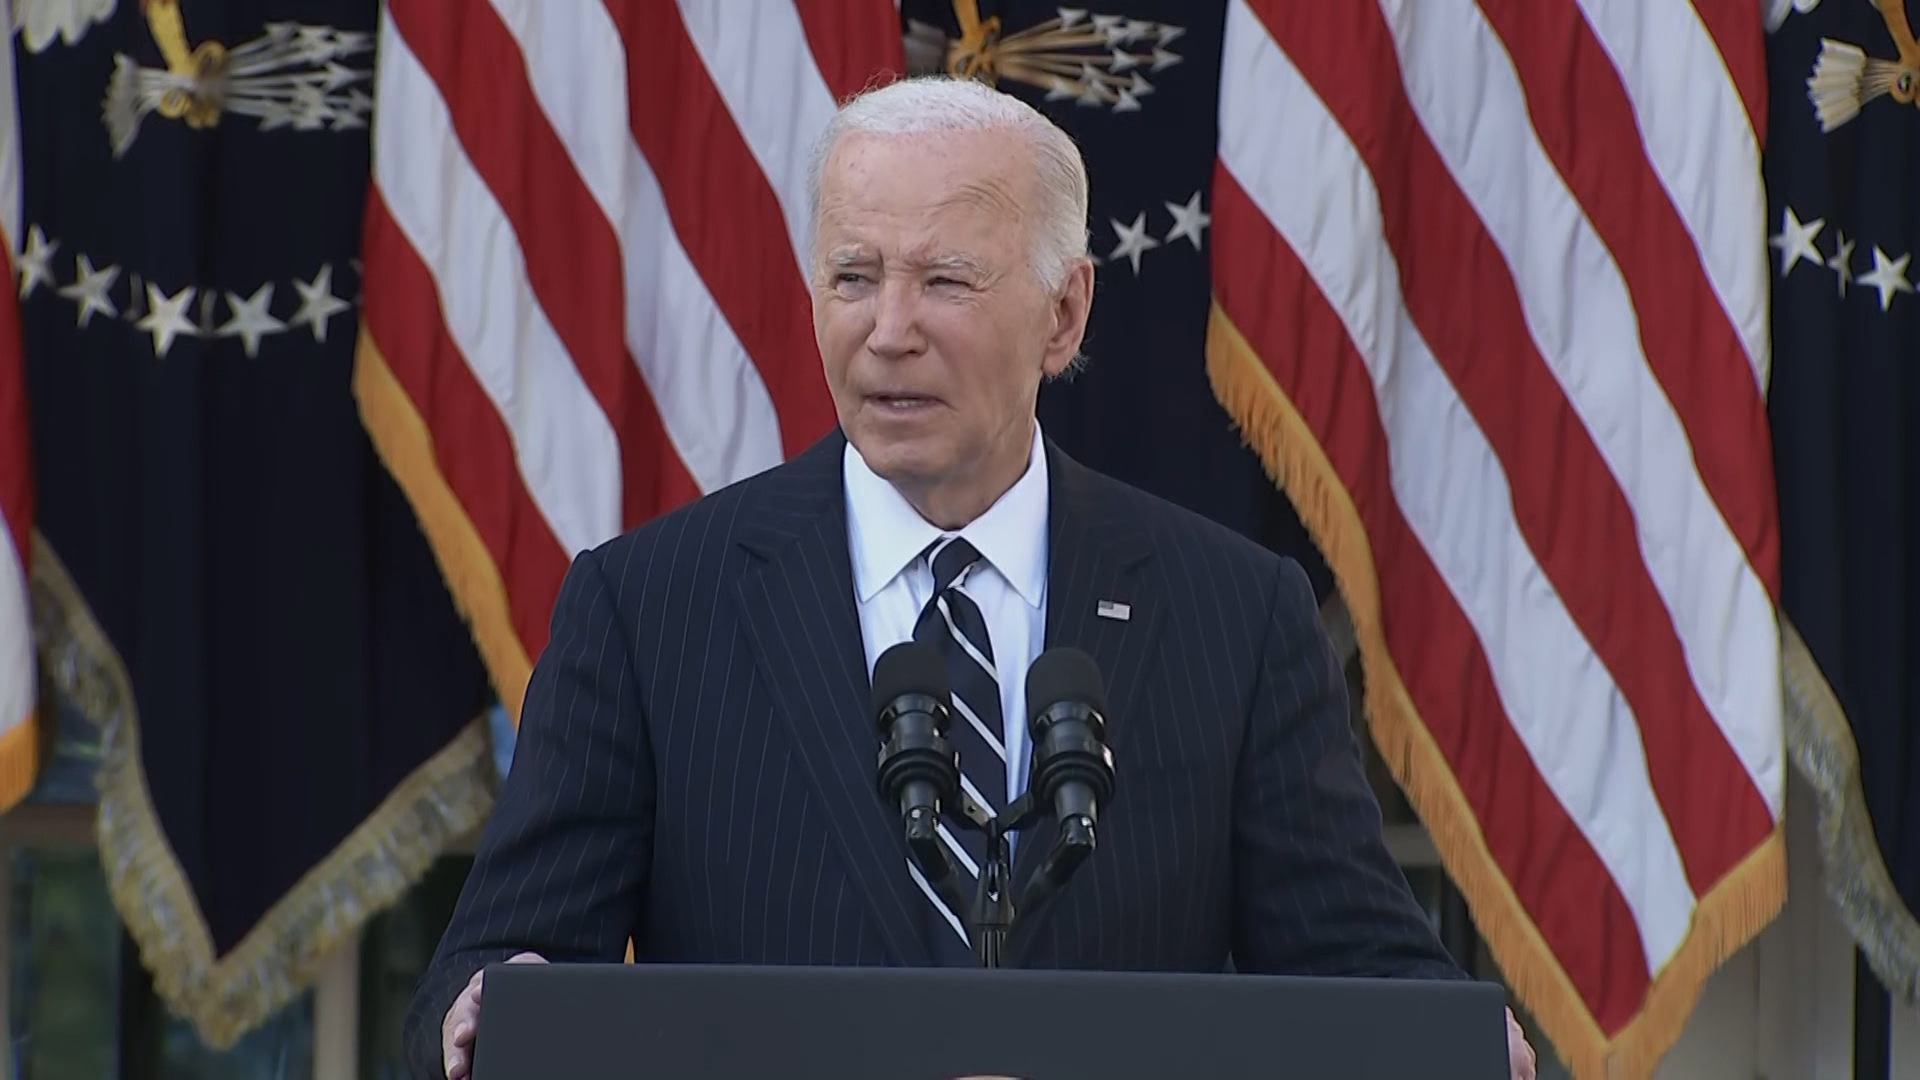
405, 429, 1464, 1078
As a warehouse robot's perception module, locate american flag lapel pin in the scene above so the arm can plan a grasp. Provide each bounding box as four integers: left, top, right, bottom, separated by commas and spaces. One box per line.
1096, 600, 1131, 622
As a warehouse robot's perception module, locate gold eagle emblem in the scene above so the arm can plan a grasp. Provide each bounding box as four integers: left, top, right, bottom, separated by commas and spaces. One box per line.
137, 0, 223, 128
1807, 0, 1920, 130
905, 2, 1184, 112
100, 0, 373, 157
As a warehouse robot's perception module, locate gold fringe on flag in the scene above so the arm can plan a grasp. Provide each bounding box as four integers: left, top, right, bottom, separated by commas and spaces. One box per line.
1779, 619, 1920, 1004
30, 531, 497, 1050
0, 545, 41, 814
0, 698, 40, 812
1205, 301, 1786, 1080
352, 328, 534, 722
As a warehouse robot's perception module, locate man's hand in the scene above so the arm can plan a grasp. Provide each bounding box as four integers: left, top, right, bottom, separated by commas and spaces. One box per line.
443, 951, 546, 1079
1507, 1007, 1537, 1080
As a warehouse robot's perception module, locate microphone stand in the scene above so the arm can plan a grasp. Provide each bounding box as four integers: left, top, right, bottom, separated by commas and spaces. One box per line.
954, 788, 1018, 968
946, 789, 1094, 968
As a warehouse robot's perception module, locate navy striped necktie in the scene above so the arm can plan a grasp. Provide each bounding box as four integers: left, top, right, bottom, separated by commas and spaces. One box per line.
911, 535, 1007, 929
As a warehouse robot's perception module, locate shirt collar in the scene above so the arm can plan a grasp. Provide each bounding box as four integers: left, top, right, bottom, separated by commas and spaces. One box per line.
843, 422, 1049, 609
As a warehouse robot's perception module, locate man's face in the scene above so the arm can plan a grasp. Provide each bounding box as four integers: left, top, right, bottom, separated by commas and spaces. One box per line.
810, 127, 1091, 500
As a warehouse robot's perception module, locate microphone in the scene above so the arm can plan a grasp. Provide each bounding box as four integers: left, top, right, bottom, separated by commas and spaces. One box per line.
1021, 647, 1116, 902
872, 641, 968, 922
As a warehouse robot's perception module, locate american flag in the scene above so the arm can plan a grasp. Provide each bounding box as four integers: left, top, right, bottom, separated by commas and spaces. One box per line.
355, 0, 904, 714
356, 1, 1787, 1076
1206, 0, 1785, 1076
0, 0, 38, 814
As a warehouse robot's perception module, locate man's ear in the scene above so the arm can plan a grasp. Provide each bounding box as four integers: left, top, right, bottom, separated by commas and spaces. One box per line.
1040, 257, 1095, 379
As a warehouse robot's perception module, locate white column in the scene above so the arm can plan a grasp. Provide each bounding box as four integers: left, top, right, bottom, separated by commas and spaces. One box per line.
312, 929, 362, 1080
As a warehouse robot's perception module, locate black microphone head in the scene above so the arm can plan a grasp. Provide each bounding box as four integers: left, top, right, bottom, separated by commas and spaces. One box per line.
873, 641, 960, 815
872, 640, 951, 719
1025, 646, 1107, 723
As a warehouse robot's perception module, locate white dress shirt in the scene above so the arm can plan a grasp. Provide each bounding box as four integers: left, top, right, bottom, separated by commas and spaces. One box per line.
844, 421, 1049, 806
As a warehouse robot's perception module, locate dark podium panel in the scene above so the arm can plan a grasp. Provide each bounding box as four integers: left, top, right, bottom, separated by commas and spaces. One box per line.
471, 962, 1511, 1080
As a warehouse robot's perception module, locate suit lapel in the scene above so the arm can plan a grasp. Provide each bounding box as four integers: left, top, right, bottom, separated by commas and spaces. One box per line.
1011, 441, 1164, 942
734, 431, 933, 967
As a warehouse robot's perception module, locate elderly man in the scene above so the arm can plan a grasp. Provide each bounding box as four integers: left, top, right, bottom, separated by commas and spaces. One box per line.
407, 74, 1536, 1080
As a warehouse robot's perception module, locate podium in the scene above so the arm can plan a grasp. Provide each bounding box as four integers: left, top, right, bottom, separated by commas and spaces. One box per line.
470, 962, 1512, 1079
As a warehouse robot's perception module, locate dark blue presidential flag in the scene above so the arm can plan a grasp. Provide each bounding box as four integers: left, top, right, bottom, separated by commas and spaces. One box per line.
1763, 0, 1920, 997
14, 0, 493, 1047
898, 0, 1331, 595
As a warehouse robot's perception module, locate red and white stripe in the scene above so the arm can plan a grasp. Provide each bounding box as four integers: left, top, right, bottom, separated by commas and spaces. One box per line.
360, 0, 902, 675
0, 0, 37, 810
1211, 0, 1780, 1059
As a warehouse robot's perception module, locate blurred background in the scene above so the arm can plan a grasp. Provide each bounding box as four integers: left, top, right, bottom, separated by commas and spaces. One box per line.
0, 1, 1917, 1077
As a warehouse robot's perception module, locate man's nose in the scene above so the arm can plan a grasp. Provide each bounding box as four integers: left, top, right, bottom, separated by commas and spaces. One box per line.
866, 278, 923, 359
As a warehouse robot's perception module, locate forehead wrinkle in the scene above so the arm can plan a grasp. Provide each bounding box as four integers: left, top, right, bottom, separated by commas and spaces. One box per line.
822, 243, 991, 275
935, 177, 1026, 223
917, 251, 989, 275
812, 148, 1031, 276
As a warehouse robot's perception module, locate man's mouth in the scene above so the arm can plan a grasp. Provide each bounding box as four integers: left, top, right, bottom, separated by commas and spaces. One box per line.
869, 393, 939, 411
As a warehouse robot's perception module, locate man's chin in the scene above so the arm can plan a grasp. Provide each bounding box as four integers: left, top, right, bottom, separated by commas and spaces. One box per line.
848, 430, 946, 486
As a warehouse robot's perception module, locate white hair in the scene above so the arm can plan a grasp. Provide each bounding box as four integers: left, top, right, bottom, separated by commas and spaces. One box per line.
804, 75, 1091, 293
